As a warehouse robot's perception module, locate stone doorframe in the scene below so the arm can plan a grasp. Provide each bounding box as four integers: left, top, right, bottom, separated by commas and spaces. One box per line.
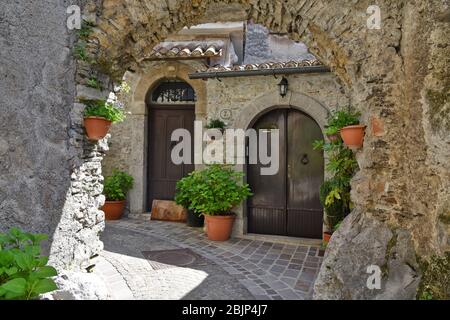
231, 89, 330, 239
125, 61, 207, 215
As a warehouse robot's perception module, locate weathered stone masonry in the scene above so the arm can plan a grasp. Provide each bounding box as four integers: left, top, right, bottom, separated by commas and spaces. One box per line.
0, 0, 448, 299
0, 0, 106, 272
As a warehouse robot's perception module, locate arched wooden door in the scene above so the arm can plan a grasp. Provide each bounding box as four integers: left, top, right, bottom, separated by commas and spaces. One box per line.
247, 108, 324, 239
146, 80, 196, 211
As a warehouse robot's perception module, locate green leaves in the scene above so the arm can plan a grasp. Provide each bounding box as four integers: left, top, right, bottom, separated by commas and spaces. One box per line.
177, 164, 252, 216
2, 278, 26, 294
205, 119, 226, 130
103, 169, 134, 201
83, 100, 126, 123
32, 279, 58, 295
0, 228, 58, 300
32, 266, 57, 279
315, 108, 360, 231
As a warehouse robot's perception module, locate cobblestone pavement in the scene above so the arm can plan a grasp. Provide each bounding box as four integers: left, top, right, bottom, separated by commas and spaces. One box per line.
95, 218, 324, 300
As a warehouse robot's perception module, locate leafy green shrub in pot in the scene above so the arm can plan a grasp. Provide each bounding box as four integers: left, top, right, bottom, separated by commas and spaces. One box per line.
314, 108, 360, 243
104, 169, 134, 201
188, 164, 252, 216
0, 228, 58, 300
319, 178, 350, 232
205, 118, 226, 131
175, 173, 205, 227
187, 164, 252, 241
102, 170, 134, 220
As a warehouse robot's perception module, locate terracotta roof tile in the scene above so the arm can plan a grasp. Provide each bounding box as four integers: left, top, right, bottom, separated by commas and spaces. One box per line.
199, 59, 323, 73
147, 42, 223, 59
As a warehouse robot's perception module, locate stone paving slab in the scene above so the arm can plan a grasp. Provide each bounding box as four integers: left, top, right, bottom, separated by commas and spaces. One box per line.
99, 219, 324, 300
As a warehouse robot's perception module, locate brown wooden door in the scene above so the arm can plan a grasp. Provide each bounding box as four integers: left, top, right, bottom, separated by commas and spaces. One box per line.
247, 108, 324, 238
147, 105, 195, 210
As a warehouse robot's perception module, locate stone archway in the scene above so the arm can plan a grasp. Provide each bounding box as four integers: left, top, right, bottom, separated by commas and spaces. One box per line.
102, 61, 207, 215
69, 0, 450, 300
234, 90, 329, 131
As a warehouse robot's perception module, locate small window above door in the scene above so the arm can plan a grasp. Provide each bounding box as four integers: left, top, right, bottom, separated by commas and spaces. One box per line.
150, 80, 197, 104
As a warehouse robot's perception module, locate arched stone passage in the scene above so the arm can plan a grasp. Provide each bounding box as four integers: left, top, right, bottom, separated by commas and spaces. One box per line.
102, 61, 207, 215
73, 0, 450, 299
234, 90, 329, 132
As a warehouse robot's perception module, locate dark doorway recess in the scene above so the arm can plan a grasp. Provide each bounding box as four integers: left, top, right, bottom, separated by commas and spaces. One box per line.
146, 80, 196, 211
247, 108, 324, 239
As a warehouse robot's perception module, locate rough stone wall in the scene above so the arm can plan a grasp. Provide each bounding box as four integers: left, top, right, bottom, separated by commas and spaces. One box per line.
0, 0, 107, 272
206, 73, 347, 126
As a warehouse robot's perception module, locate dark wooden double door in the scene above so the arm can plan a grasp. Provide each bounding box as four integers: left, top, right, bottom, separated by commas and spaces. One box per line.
147, 105, 195, 210
247, 108, 324, 239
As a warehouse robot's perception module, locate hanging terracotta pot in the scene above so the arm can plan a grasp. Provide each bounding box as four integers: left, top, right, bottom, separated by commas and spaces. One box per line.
204, 214, 235, 241
340, 125, 366, 149
102, 200, 126, 220
84, 116, 112, 140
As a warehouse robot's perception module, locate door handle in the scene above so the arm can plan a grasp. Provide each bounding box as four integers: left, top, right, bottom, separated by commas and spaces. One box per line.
301, 153, 309, 165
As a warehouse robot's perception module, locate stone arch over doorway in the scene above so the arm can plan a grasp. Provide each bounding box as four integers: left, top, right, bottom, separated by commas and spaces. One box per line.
232, 90, 327, 240
69, 1, 450, 299
131, 62, 207, 118
234, 90, 329, 131
113, 61, 207, 215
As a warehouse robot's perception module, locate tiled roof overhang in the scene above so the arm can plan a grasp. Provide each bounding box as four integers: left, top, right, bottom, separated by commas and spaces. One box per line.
146, 43, 223, 60
189, 60, 330, 79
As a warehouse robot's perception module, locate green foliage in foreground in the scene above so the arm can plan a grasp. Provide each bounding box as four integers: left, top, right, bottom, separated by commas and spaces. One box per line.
0, 228, 57, 300
104, 169, 134, 201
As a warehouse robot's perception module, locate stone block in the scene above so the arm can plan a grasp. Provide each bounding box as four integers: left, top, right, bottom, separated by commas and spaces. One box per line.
151, 200, 187, 222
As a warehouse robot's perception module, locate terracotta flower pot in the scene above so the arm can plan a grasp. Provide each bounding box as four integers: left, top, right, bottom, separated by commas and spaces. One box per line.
323, 231, 332, 243
84, 116, 112, 141
204, 214, 235, 241
102, 200, 126, 220
340, 125, 366, 149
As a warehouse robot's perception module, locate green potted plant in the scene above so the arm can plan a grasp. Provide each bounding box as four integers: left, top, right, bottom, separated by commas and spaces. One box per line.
205, 118, 226, 140
319, 178, 350, 243
205, 118, 226, 132
324, 125, 340, 142
83, 99, 125, 140
314, 111, 358, 245
175, 173, 205, 228
102, 169, 134, 220
188, 164, 252, 241
327, 109, 365, 149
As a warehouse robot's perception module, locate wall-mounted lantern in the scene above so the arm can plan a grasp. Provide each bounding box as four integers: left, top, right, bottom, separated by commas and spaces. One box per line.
278, 76, 288, 97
